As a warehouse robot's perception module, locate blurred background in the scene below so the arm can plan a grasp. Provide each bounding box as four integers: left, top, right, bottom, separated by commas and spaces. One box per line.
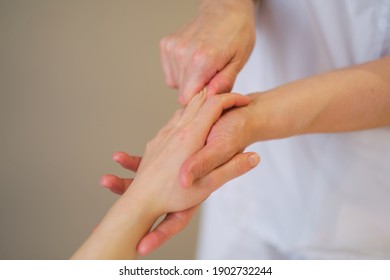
0, 0, 199, 259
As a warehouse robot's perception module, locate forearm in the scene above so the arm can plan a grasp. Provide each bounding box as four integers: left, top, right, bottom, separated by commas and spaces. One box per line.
71, 188, 159, 260
249, 57, 390, 141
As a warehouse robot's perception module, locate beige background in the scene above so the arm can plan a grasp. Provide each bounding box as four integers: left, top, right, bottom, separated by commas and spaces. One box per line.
0, 0, 200, 259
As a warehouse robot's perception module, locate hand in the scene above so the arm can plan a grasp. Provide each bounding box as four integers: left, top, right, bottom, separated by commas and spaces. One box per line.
100, 152, 141, 195
130, 92, 259, 213
179, 96, 259, 187
102, 92, 260, 256
76, 92, 259, 260
160, 0, 256, 105
100, 151, 198, 256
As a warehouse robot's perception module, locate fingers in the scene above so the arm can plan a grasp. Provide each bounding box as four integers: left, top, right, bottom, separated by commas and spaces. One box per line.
160, 34, 210, 106
178, 58, 217, 105
100, 152, 141, 195
174, 93, 249, 152
177, 89, 207, 125
99, 174, 133, 195
160, 37, 177, 89
160, 2, 255, 105
112, 152, 142, 172
137, 207, 198, 256
206, 59, 240, 97
179, 56, 241, 103
194, 94, 250, 135
177, 93, 250, 188
196, 152, 260, 192
179, 140, 233, 188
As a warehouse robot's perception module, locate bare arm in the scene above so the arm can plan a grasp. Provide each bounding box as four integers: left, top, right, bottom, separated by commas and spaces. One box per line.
91, 0, 259, 257
250, 56, 390, 141
181, 57, 390, 186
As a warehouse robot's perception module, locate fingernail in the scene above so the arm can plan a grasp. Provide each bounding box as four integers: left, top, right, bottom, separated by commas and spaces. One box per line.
248, 154, 260, 168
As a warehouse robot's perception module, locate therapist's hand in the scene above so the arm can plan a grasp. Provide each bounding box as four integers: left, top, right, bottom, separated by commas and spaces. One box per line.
100, 152, 198, 255
179, 95, 259, 188
160, 0, 256, 105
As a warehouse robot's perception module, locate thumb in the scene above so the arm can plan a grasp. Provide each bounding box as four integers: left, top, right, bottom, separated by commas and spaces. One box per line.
196, 152, 260, 193
178, 73, 210, 106
137, 207, 198, 256
206, 60, 241, 96
178, 59, 218, 105
179, 142, 237, 188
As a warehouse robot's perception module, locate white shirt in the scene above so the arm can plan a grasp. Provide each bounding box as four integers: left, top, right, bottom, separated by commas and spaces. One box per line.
197, 0, 390, 259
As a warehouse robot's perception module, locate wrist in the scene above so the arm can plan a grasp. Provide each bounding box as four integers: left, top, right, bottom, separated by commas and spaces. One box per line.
121, 181, 163, 220
248, 74, 331, 141
72, 184, 161, 260
247, 91, 299, 142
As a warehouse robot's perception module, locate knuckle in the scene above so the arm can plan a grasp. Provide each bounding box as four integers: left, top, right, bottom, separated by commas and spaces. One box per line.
177, 126, 188, 140
165, 77, 177, 88
177, 123, 193, 141
215, 75, 234, 93
159, 36, 170, 51
189, 155, 211, 180
192, 49, 209, 66
175, 43, 189, 59
171, 108, 184, 123
175, 212, 191, 228
145, 139, 155, 151
160, 35, 177, 53
159, 37, 166, 49
197, 159, 211, 178
234, 157, 247, 175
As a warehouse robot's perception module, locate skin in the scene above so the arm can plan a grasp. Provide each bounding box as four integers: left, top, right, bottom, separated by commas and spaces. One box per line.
72, 92, 260, 259
160, 0, 256, 105
181, 58, 390, 187
103, 0, 390, 256
101, 0, 257, 255
100, 153, 199, 255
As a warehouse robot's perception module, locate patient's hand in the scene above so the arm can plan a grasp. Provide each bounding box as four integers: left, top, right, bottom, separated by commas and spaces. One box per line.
101, 92, 260, 255
130, 92, 251, 213
100, 152, 198, 255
